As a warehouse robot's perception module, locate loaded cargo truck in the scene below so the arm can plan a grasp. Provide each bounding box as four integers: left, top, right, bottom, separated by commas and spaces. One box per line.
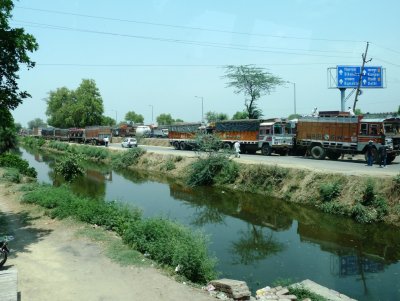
168, 122, 203, 150
84, 126, 112, 145
295, 111, 400, 163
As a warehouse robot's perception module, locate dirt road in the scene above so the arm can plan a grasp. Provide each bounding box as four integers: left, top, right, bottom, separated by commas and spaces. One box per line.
0, 182, 215, 301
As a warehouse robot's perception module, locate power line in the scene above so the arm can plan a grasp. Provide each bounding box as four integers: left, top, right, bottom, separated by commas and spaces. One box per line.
35, 62, 358, 67
12, 20, 358, 59
374, 57, 400, 68
15, 5, 366, 44
371, 42, 400, 56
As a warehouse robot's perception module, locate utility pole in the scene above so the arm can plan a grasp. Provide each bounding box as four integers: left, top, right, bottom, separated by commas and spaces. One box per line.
353, 42, 371, 111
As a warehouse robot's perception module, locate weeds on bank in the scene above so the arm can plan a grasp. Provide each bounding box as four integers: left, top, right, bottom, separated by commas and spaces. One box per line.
187, 133, 238, 187
21, 184, 217, 284
0, 152, 37, 178
272, 279, 327, 301
54, 154, 85, 182
111, 147, 146, 169
21, 136, 45, 148
2, 168, 22, 183
319, 181, 342, 202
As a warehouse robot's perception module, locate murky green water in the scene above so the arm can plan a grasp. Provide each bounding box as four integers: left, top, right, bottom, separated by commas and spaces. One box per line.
20, 148, 400, 301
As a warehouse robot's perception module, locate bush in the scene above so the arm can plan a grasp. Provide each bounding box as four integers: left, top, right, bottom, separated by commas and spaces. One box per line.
122, 217, 217, 283
112, 147, 146, 169
2, 168, 21, 183
187, 154, 236, 186
0, 152, 37, 178
319, 182, 342, 202
162, 159, 176, 171
54, 154, 84, 182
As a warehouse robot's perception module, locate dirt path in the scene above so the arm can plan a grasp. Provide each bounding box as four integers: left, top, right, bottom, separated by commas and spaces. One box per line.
0, 182, 216, 301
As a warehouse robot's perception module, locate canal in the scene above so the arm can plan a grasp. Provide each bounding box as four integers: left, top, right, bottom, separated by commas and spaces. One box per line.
20, 148, 400, 301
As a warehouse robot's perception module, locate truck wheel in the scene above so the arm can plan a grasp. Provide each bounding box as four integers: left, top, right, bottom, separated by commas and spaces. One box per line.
223, 143, 231, 150
387, 154, 396, 164
326, 150, 341, 160
261, 144, 272, 156
179, 142, 186, 150
173, 141, 180, 150
311, 145, 326, 160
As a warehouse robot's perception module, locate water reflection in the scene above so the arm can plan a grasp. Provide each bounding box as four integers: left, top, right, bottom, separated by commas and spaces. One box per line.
19, 147, 400, 301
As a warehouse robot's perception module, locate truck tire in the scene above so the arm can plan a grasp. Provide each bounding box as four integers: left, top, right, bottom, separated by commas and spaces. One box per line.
173, 141, 180, 150
386, 154, 396, 164
311, 145, 326, 160
179, 141, 186, 150
223, 143, 231, 150
261, 144, 272, 156
326, 150, 341, 160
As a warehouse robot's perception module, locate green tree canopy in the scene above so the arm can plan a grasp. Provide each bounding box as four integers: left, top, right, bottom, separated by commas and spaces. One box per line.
27, 118, 47, 129
205, 111, 229, 123
224, 65, 284, 119
125, 111, 144, 124
231, 111, 248, 120
46, 79, 104, 128
156, 113, 174, 125
0, 0, 38, 111
398, 105, 400, 114
101, 116, 116, 126
287, 114, 301, 120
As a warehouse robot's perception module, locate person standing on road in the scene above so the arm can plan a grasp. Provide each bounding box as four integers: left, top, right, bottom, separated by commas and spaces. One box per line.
379, 145, 387, 168
234, 141, 241, 158
104, 136, 109, 147
366, 140, 374, 166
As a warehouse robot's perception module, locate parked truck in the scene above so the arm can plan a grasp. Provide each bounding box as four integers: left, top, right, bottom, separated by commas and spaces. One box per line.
295, 111, 400, 163
168, 119, 295, 155
84, 126, 112, 145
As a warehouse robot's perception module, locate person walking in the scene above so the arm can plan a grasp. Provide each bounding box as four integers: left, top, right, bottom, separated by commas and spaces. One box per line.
104, 136, 109, 147
366, 140, 374, 166
379, 145, 387, 168
234, 141, 241, 158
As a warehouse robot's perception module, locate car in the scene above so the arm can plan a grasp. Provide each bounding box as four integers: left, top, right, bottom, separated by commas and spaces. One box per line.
121, 137, 137, 148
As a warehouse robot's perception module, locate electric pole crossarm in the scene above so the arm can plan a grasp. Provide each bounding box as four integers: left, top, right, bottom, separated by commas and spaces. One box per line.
353, 42, 370, 111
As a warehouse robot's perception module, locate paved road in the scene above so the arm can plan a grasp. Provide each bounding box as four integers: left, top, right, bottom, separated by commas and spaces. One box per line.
110, 143, 400, 177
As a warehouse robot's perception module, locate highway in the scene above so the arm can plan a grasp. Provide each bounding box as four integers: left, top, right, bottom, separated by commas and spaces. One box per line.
110, 143, 400, 177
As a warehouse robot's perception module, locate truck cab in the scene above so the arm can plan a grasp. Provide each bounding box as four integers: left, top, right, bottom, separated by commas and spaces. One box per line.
258, 119, 296, 155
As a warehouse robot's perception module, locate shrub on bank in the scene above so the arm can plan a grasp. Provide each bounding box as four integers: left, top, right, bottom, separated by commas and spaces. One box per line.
0, 152, 37, 178
21, 184, 216, 283
112, 147, 146, 169
2, 168, 21, 183
21, 136, 45, 148
123, 217, 217, 283
54, 154, 85, 182
319, 181, 342, 202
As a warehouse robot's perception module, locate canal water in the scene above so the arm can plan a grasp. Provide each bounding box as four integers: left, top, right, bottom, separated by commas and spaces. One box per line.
20, 148, 400, 301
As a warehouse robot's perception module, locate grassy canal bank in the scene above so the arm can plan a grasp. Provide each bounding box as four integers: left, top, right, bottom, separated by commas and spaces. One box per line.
21, 136, 400, 227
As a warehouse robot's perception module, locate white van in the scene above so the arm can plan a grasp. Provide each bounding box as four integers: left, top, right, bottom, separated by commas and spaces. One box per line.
135, 125, 151, 137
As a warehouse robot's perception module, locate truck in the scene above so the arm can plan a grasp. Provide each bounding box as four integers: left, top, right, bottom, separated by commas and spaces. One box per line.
168, 119, 295, 155
295, 111, 400, 163
84, 126, 112, 145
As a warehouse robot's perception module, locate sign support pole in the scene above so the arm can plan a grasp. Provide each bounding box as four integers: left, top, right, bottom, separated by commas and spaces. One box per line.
353, 42, 370, 111
340, 88, 346, 111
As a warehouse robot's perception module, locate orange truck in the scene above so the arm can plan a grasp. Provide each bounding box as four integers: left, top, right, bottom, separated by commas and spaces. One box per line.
295, 111, 400, 163
84, 126, 112, 145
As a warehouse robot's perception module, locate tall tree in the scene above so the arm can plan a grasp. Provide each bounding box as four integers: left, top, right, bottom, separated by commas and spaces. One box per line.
46, 79, 104, 128
0, 0, 38, 111
0, 0, 38, 153
231, 111, 248, 120
101, 116, 116, 126
224, 65, 284, 119
156, 113, 175, 125
125, 111, 144, 124
205, 111, 229, 123
27, 118, 47, 129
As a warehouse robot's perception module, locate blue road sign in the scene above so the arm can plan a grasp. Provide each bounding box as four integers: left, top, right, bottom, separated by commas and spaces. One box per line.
337, 65, 383, 88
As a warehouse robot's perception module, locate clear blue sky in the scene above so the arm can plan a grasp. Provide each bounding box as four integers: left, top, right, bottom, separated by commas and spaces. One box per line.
10, 0, 400, 127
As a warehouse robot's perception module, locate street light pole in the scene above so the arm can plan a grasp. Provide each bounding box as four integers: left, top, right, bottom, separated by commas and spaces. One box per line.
148, 105, 153, 124
287, 82, 296, 115
194, 96, 204, 124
